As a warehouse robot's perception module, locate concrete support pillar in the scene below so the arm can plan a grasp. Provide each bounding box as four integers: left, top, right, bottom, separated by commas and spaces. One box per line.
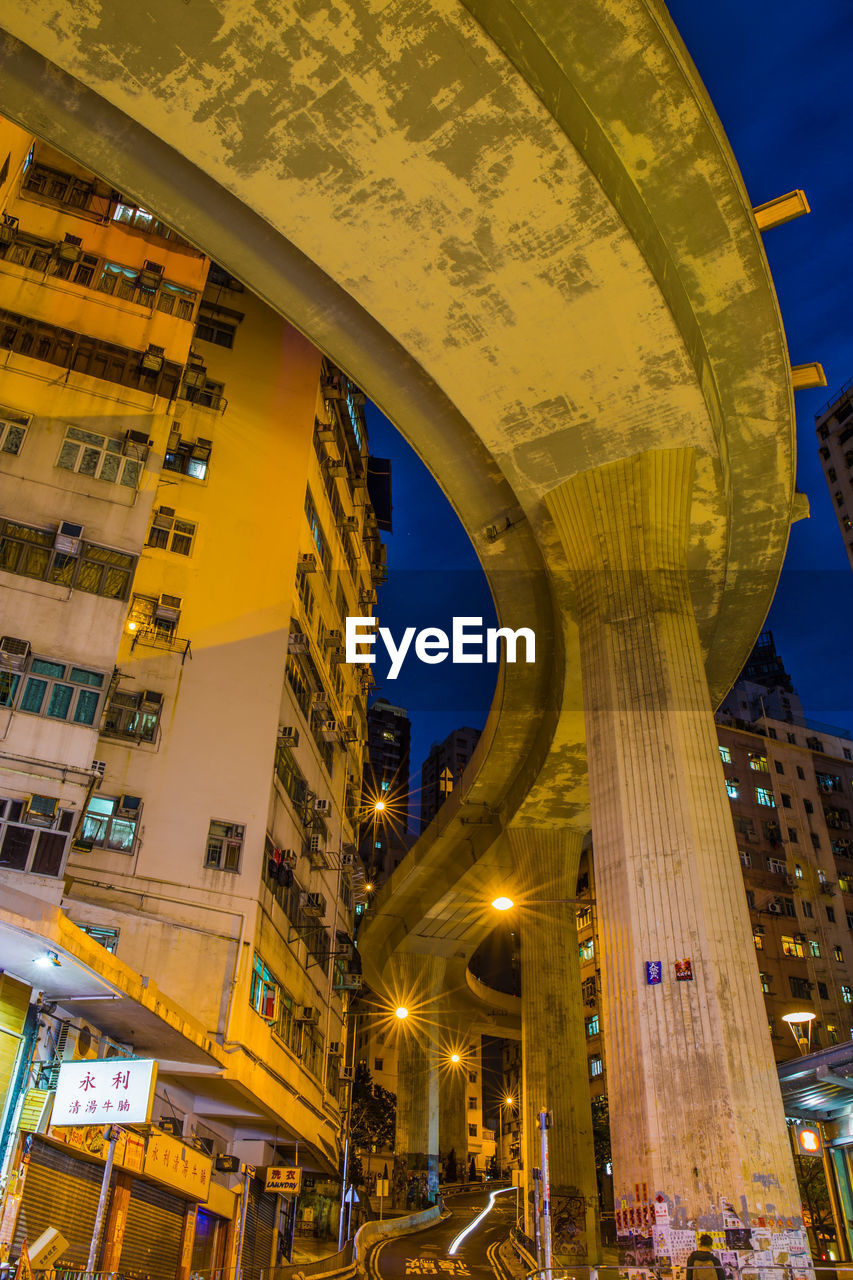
438, 1015, 469, 1184
509, 825, 601, 1264
546, 448, 807, 1256
389, 952, 444, 1207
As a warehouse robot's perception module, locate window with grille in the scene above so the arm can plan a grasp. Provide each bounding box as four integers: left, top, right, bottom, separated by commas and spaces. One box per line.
205, 819, 245, 872
163, 434, 212, 481
81, 795, 142, 853
0, 406, 29, 455
0, 652, 106, 725
195, 304, 242, 348
56, 426, 143, 488
102, 688, 162, 742
146, 507, 196, 556
0, 796, 74, 876
0, 517, 136, 600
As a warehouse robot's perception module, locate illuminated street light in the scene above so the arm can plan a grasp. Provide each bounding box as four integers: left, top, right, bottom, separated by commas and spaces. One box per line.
492, 896, 514, 911
782, 1010, 816, 1055
374, 800, 386, 812
450, 1053, 460, 1063
395, 1006, 409, 1020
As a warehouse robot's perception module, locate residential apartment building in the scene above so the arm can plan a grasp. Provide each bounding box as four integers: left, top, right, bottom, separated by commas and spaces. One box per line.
419, 725, 482, 833
0, 121, 383, 1274
816, 381, 853, 570
358, 698, 410, 882
565, 634, 853, 1084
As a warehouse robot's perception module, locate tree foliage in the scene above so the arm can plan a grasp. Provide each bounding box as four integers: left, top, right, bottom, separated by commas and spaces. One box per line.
350, 1062, 396, 1158
591, 1094, 611, 1170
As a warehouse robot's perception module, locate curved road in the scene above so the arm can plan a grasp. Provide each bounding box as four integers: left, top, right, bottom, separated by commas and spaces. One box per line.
367, 1186, 522, 1280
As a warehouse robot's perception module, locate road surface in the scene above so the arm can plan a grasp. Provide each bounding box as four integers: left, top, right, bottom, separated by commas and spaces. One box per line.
366, 1184, 522, 1280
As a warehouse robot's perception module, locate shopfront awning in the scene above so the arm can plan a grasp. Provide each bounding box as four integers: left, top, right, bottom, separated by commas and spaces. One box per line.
778, 1042, 853, 1121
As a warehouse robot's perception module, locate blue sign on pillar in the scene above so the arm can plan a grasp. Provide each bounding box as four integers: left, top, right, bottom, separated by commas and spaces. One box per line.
646, 961, 662, 985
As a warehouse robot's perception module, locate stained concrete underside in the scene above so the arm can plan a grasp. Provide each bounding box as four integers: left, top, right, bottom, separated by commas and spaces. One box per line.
0, 0, 796, 991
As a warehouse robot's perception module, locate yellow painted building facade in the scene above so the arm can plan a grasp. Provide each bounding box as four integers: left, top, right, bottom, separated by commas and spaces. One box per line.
0, 120, 381, 1272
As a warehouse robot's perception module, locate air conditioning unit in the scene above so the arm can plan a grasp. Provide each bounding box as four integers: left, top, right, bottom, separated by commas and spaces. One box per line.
359, 588, 376, 607
151, 506, 176, 532
56, 235, 82, 262
138, 261, 164, 290
767, 901, 782, 914
298, 553, 317, 572
314, 798, 332, 814
140, 690, 163, 709
324, 631, 343, 648
54, 520, 84, 555
278, 726, 299, 746
339, 516, 359, 533
298, 1005, 319, 1023
72, 1024, 98, 1060
324, 459, 345, 473
124, 426, 153, 451
156, 593, 182, 621
301, 892, 326, 918
117, 794, 142, 817
312, 693, 329, 711
328, 1041, 342, 1056
138, 346, 164, 374
321, 719, 339, 741
288, 633, 309, 653
0, 636, 30, 669
183, 362, 208, 389
24, 795, 58, 828
344, 715, 360, 741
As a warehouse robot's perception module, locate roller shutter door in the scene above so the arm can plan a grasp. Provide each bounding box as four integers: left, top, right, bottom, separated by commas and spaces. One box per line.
241, 1181, 276, 1279
119, 1176, 184, 1277
13, 1138, 102, 1266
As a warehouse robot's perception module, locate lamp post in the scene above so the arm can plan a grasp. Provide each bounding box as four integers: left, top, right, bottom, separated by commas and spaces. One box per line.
782, 1009, 816, 1055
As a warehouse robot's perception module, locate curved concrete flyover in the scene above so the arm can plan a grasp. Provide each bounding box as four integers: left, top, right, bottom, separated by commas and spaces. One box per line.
0, 0, 798, 993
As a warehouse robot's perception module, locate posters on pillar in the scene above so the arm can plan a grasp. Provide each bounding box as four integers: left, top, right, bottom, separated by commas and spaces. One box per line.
624, 1216, 813, 1280
674, 958, 693, 981
645, 961, 662, 985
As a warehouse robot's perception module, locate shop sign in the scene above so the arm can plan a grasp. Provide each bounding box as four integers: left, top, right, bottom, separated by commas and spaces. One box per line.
794, 1124, 822, 1157
265, 1166, 302, 1194
144, 1128, 213, 1200
53, 1058, 157, 1126
48, 1123, 145, 1173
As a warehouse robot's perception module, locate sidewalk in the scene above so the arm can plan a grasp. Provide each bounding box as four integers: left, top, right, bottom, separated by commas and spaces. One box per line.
290, 1236, 346, 1265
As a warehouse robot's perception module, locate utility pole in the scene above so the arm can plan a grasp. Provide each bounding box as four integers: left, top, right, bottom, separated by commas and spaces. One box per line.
539, 1110, 553, 1277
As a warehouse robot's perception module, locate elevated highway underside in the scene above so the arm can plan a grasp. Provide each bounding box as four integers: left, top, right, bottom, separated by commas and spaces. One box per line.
0, 0, 806, 1260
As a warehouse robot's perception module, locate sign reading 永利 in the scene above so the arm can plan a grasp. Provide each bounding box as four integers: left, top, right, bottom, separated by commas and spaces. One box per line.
52, 1058, 158, 1126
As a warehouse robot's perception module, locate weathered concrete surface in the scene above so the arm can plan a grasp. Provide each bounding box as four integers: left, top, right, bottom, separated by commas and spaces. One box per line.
0, 0, 801, 1232
0, 9, 794, 952
546, 448, 802, 1232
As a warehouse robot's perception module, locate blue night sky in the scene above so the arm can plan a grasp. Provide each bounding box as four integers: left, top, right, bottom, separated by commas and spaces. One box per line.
367, 0, 853, 806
